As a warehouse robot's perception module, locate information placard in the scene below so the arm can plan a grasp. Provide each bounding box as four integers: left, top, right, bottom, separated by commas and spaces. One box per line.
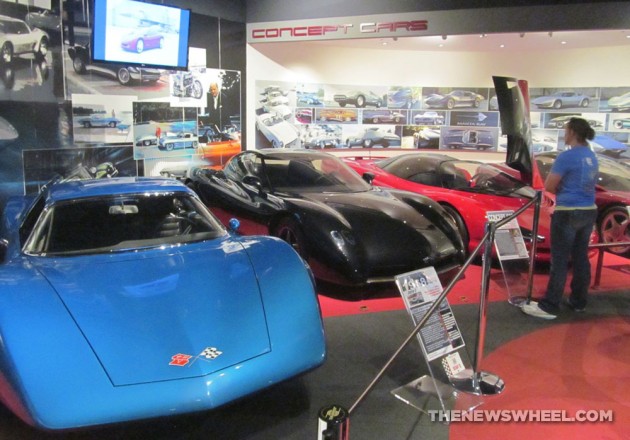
395, 267, 465, 362
487, 210, 529, 261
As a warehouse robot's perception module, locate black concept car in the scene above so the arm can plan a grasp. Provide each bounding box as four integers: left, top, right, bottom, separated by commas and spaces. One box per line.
185, 149, 465, 289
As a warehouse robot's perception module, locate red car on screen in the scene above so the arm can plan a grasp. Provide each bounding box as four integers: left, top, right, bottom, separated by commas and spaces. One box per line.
343, 152, 557, 261
121, 29, 164, 53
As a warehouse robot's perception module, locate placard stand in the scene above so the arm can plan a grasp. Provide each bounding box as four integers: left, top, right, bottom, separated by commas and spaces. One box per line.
487, 210, 531, 306
391, 267, 483, 422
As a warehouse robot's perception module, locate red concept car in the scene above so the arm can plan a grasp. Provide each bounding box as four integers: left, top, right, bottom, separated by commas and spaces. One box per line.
121, 29, 164, 53
343, 152, 558, 261
536, 152, 630, 258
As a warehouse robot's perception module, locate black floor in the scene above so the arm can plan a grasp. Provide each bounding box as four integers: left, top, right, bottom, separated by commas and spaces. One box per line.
2, 291, 629, 440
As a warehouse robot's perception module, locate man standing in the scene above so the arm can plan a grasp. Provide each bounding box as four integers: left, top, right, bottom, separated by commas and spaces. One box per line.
207, 82, 223, 127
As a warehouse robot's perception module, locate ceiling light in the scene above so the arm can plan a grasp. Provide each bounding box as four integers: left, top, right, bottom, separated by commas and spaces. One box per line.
500, 44, 505, 48
561, 41, 567, 45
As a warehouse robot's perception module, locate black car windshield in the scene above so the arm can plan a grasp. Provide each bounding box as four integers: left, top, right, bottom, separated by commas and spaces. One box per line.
24, 193, 225, 256
594, 157, 630, 191
537, 153, 630, 192
377, 155, 534, 197
263, 155, 371, 193
466, 163, 535, 198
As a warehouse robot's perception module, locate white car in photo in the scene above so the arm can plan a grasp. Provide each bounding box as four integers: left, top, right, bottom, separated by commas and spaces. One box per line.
266, 104, 293, 121
0, 14, 49, 64
256, 113, 299, 148
158, 132, 198, 151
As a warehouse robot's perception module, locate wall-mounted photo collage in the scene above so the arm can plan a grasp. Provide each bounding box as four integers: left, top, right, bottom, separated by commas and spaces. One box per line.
0, 0, 243, 206
254, 81, 630, 157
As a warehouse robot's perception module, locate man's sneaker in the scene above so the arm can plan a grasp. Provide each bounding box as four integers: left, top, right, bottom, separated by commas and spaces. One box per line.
521, 301, 557, 320
563, 298, 586, 313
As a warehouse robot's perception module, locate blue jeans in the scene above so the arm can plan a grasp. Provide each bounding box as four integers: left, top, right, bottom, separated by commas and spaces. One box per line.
539, 209, 597, 314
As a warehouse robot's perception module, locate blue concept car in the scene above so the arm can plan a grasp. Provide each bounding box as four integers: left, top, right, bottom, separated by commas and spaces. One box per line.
0, 177, 326, 430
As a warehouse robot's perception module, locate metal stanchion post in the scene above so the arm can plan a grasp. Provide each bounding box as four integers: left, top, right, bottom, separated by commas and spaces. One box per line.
524, 190, 542, 304
317, 405, 349, 440
451, 222, 505, 396
594, 246, 605, 289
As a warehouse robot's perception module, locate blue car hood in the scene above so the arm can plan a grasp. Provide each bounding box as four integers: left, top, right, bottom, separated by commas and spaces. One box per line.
31, 238, 270, 386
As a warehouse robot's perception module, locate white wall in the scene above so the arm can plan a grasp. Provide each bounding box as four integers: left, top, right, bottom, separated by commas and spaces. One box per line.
246, 41, 630, 149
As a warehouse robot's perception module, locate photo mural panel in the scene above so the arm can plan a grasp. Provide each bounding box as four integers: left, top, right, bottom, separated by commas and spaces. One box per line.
0, 0, 65, 103
254, 80, 630, 158
0, 0, 244, 211
0, 101, 72, 207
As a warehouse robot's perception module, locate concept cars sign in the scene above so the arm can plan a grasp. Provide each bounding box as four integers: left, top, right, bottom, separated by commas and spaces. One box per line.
250, 20, 428, 41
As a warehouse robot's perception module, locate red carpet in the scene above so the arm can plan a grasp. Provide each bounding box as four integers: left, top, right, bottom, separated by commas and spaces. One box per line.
450, 316, 630, 439
319, 254, 630, 317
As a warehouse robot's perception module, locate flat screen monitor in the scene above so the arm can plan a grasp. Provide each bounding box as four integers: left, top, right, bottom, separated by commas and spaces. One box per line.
91, 0, 191, 70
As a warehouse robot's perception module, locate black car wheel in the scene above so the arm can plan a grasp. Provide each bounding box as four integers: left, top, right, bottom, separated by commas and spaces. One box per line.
143, 139, 151, 146
36, 37, 48, 59
552, 100, 562, 109
473, 99, 481, 108
363, 139, 373, 148
440, 204, 469, 252
1, 43, 13, 64
72, 55, 86, 73
273, 217, 308, 259
598, 206, 630, 257
0, 65, 14, 89
614, 120, 624, 129
356, 95, 366, 108
372, 117, 379, 123
446, 99, 455, 110
165, 142, 174, 151
117, 68, 132, 85
581, 98, 590, 107
82, 121, 91, 128
108, 121, 117, 128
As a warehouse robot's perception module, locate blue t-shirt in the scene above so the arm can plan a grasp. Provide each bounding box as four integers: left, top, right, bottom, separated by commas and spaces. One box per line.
550, 146, 598, 208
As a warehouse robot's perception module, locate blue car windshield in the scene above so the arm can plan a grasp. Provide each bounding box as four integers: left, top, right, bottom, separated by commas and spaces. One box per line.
25, 193, 226, 256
